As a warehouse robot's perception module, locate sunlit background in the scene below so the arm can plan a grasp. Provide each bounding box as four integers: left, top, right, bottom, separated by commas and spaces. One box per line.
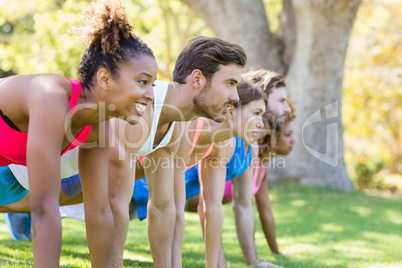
0, 0, 401, 194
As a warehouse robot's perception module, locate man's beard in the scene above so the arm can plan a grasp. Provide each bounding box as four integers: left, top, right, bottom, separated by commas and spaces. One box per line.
263, 109, 286, 131
193, 88, 215, 120
193, 84, 233, 122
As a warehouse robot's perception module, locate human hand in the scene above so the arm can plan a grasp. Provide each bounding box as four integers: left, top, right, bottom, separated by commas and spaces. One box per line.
249, 260, 282, 268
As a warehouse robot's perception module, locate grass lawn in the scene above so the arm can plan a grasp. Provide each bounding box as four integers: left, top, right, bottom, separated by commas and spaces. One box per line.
1, 185, 401, 267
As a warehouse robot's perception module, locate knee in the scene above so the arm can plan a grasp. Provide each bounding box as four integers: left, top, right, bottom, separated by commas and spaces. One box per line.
148, 198, 175, 219
175, 208, 185, 227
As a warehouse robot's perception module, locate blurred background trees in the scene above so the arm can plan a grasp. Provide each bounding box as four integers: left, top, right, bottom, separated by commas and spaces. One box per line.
0, 0, 400, 192
343, 0, 401, 192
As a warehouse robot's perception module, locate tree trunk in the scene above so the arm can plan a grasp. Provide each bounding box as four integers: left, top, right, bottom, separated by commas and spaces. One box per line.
276, 0, 297, 75
181, 0, 362, 191
181, 0, 282, 72
283, 0, 361, 191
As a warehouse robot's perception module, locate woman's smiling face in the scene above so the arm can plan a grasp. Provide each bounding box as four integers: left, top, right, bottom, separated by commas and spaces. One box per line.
106, 54, 158, 124
232, 98, 266, 145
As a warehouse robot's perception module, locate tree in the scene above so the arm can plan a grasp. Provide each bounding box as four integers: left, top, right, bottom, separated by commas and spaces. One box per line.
182, 0, 363, 191
343, 0, 402, 178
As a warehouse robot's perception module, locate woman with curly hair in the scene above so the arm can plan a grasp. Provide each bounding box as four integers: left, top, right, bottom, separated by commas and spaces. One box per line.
0, 0, 157, 266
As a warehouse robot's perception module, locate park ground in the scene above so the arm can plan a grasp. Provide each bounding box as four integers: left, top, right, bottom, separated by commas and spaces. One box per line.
1, 184, 401, 267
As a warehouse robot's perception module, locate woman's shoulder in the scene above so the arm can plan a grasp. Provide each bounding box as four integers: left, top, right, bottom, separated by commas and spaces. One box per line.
26, 74, 72, 104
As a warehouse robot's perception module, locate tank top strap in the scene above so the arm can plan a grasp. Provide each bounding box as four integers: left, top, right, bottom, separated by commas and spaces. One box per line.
252, 158, 265, 195
64, 77, 81, 116
185, 118, 215, 170
189, 117, 205, 156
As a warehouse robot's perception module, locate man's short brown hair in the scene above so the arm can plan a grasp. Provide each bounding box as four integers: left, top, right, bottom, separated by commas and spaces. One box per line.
173, 36, 247, 84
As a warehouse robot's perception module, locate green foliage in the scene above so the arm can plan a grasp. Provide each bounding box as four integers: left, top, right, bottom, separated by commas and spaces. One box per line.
262, 0, 282, 34
0, 0, 400, 187
343, 0, 402, 180
1, 186, 401, 267
0, 0, 87, 78
0, 0, 213, 81
353, 156, 384, 188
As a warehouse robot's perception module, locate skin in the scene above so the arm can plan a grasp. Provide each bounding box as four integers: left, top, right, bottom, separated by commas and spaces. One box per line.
0, 61, 242, 267
197, 99, 266, 268
264, 87, 291, 125
187, 86, 292, 268
221, 88, 291, 267
170, 97, 266, 267
276, 121, 295, 156
223, 120, 295, 267
107, 63, 242, 268
0, 54, 157, 267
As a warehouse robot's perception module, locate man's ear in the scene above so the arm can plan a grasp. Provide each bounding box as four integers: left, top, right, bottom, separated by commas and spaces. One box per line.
189, 69, 206, 91
96, 68, 110, 91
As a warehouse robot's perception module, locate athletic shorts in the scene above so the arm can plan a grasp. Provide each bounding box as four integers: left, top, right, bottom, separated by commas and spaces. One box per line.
0, 166, 29, 206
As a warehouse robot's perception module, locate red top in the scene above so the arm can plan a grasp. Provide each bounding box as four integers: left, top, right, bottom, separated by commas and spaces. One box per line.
0, 76, 92, 167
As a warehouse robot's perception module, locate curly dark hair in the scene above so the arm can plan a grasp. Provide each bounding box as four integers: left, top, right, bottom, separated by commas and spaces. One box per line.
69, 0, 154, 90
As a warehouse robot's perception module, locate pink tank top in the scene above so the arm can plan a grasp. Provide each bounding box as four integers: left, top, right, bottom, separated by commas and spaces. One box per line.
224, 157, 265, 202
137, 117, 214, 169
0, 76, 92, 167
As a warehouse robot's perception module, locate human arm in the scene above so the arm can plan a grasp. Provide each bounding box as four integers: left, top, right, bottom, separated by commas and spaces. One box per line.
26, 93, 67, 267
145, 146, 178, 267
171, 128, 191, 267
254, 169, 281, 254
232, 162, 281, 268
198, 143, 230, 268
186, 118, 233, 147
107, 119, 137, 267
172, 159, 187, 267
79, 122, 114, 268
231, 164, 259, 265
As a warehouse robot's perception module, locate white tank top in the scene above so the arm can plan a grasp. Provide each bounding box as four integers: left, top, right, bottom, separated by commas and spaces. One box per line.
137, 80, 176, 156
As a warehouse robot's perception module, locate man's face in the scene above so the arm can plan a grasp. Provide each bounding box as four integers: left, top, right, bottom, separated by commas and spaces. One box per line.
264, 87, 291, 125
193, 64, 242, 122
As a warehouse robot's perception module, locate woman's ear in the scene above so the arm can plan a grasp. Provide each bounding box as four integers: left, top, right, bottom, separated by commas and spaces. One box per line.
96, 68, 110, 91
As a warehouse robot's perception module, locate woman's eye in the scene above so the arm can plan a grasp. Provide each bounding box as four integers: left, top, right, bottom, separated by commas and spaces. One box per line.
139, 80, 148, 85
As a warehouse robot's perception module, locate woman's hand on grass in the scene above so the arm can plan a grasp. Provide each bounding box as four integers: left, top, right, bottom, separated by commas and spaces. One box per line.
249, 260, 282, 268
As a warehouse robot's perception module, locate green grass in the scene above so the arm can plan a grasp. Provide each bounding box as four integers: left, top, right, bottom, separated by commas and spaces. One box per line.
1, 186, 402, 267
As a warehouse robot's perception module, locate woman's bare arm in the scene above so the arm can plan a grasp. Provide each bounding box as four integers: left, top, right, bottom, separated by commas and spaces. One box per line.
79, 122, 114, 267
